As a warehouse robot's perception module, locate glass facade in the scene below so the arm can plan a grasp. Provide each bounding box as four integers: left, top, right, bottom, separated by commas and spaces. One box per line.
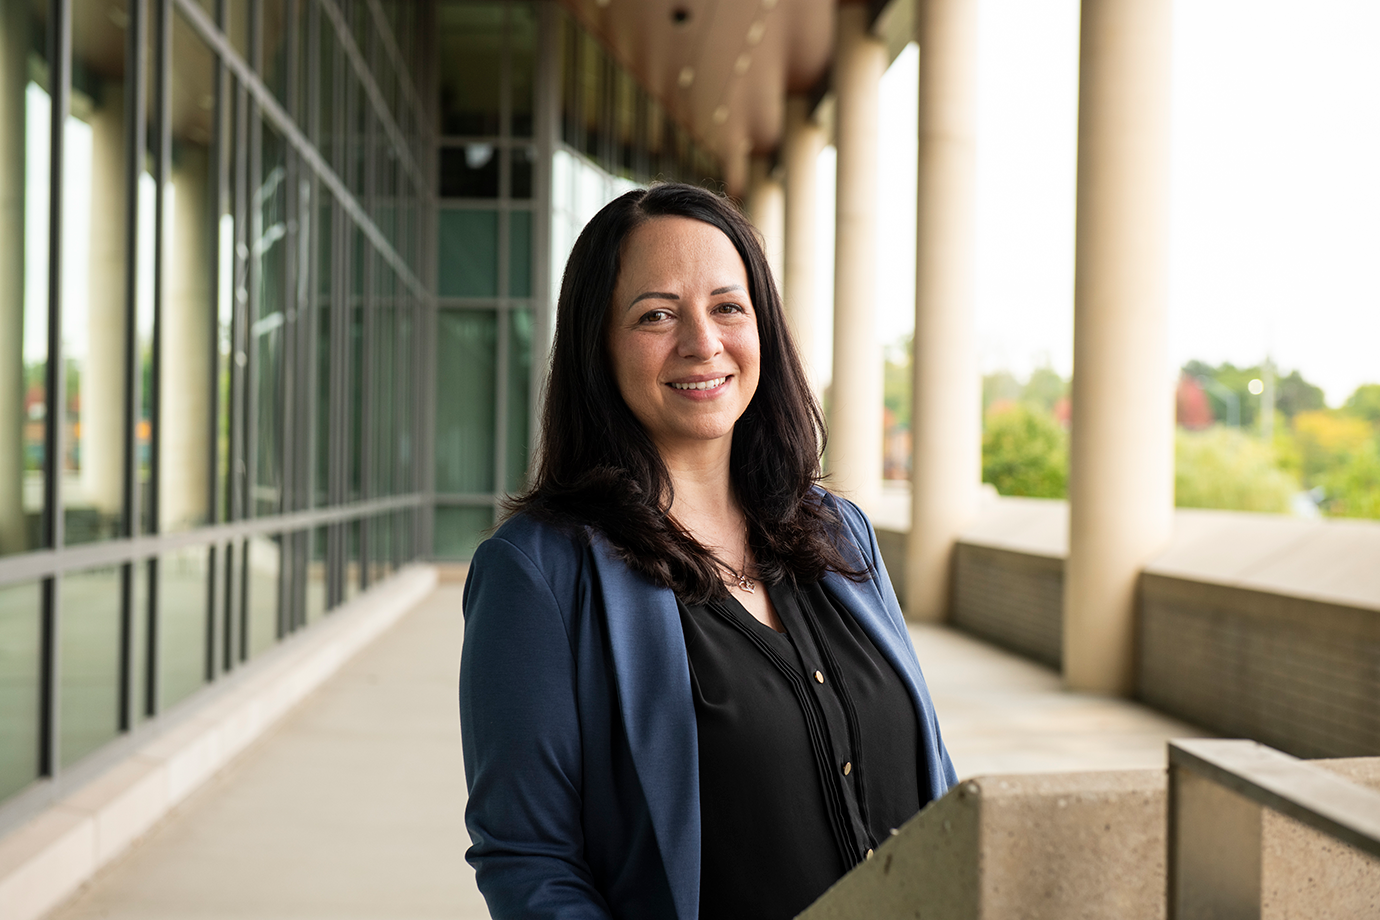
431, 1, 722, 559
0, 0, 428, 807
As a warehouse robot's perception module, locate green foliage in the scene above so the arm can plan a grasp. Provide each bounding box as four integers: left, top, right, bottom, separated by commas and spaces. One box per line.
883, 336, 911, 430
1174, 427, 1298, 513
1023, 367, 1067, 415
1276, 370, 1326, 418
982, 404, 1068, 499
1291, 410, 1373, 483
982, 371, 1022, 413
1343, 383, 1380, 424
1319, 441, 1380, 519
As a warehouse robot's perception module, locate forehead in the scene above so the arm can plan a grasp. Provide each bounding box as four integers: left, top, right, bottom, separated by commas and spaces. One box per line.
617, 216, 747, 285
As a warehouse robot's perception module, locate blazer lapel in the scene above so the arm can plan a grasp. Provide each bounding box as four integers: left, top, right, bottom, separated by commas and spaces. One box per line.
589, 534, 700, 920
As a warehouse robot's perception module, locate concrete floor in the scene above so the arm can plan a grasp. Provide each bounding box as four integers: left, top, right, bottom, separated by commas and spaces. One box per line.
45, 583, 1206, 919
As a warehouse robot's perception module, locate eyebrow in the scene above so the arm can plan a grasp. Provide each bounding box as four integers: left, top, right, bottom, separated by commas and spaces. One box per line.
626, 285, 745, 310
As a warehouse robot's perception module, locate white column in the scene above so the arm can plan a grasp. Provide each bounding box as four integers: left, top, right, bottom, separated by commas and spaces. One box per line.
827, 2, 886, 512
1063, 0, 1175, 694
83, 84, 128, 521
160, 145, 212, 531
744, 154, 785, 294
0, 6, 27, 552
906, 0, 981, 621
782, 95, 824, 395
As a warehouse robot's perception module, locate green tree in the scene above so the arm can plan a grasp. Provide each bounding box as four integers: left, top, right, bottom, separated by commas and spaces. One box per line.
982, 371, 1021, 414
982, 404, 1067, 499
1319, 441, 1380, 519
1180, 360, 1324, 427
1175, 427, 1297, 513
1342, 383, 1380, 424
1022, 366, 1067, 415
1275, 370, 1325, 419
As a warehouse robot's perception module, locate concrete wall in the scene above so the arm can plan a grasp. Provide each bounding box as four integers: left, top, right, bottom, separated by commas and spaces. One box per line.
882, 496, 1380, 759
798, 758, 1380, 920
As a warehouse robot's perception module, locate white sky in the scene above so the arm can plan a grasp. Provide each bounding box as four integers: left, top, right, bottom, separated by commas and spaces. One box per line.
812, 0, 1380, 407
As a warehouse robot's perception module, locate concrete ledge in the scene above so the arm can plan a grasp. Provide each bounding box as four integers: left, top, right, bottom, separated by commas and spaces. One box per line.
0, 565, 437, 920
799, 757, 1380, 919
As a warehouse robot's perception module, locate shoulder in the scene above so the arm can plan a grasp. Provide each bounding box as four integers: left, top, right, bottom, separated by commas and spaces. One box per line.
811, 487, 878, 564
466, 512, 596, 615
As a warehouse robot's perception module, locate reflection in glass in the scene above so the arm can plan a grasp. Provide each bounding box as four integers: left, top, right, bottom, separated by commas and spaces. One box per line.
509, 210, 532, 297
436, 311, 496, 494
246, 534, 279, 658
507, 310, 532, 492
511, 2, 535, 137
436, 1, 502, 136
434, 505, 492, 560
1, 0, 52, 556
251, 121, 287, 517
63, 0, 130, 545
437, 209, 498, 297
439, 144, 498, 198
158, 546, 207, 709
0, 581, 40, 799
58, 566, 121, 767
161, 10, 215, 533
306, 526, 326, 623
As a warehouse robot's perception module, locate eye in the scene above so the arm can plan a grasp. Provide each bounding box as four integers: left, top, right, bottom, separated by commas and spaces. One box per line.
714, 302, 747, 315
637, 308, 670, 324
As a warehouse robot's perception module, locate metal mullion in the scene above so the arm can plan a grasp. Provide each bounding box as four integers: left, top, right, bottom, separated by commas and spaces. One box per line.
358, 115, 378, 587
245, 102, 263, 525
493, 7, 511, 501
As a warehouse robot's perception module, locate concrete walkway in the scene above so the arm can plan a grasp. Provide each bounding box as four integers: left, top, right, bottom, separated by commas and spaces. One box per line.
46, 582, 1205, 919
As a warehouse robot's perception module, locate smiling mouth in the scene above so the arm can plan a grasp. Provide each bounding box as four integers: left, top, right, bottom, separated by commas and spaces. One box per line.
669, 376, 729, 391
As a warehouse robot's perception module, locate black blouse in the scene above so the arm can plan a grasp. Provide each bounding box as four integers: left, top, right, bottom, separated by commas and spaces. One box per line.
677, 580, 922, 920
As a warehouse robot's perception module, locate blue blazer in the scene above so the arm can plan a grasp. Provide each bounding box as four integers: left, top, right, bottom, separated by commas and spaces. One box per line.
459, 494, 957, 920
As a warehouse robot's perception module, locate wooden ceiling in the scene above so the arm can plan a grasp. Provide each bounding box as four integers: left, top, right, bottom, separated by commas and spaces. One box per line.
556, 0, 839, 193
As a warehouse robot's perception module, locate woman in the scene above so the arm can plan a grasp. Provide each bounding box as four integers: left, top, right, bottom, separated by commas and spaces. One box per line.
459, 183, 955, 920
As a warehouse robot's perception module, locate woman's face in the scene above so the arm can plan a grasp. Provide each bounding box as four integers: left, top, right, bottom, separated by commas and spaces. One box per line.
608, 216, 761, 461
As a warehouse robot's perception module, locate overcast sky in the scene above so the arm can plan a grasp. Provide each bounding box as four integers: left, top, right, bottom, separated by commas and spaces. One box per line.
812, 0, 1380, 407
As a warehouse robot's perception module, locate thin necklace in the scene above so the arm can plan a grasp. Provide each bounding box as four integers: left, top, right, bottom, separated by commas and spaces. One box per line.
731, 552, 756, 594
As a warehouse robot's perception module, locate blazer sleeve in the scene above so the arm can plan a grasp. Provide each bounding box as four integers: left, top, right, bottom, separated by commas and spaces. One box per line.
459, 536, 614, 920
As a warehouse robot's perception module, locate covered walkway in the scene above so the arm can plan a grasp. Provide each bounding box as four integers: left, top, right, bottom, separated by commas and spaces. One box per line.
44, 576, 1202, 919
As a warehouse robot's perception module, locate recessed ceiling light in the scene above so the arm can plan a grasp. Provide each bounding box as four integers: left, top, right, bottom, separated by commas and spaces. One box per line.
733, 53, 751, 76
713, 105, 729, 125
746, 20, 766, 45
678, 66, 695, 89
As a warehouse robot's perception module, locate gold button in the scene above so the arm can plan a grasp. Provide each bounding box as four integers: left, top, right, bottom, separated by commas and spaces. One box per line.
813, 670, 824, 684
842, 761, 852, 775
865, 848, 874, 859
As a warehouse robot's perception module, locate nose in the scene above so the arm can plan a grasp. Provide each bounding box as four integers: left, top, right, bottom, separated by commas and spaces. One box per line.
677, 309, 722, 360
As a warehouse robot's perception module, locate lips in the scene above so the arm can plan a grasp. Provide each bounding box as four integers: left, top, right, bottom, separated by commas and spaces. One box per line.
669, 376, 729, 391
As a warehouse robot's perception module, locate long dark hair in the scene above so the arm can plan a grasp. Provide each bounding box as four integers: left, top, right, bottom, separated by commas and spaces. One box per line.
506, 182, 864, 602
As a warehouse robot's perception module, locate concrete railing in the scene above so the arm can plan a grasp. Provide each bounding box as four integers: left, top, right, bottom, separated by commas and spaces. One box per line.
799, 745, 1380, 920
875, 494, 1380, 759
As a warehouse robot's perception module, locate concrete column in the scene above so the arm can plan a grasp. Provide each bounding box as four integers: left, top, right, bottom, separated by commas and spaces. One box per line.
906, 0, 981, 621
83, 84, 128, 522
1063, 0, 1175, 694
827, 2, 886, 512
782, 95, 824, 394
744, 154, 784, 294
160, 145, 212, 531
0, 4, 25, 552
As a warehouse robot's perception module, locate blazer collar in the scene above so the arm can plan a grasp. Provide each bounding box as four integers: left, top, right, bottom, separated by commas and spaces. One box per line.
588, 533, 701, 920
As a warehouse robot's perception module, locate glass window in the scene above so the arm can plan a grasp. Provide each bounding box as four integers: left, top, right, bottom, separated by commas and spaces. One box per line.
438, 208, 498, 297
250, 120, 288, 518
58, 566, 121, 767
306, 525, 327, 623
162, 9, 216, 534
509, 209, 532, 298
510, 145, 534, 199
314, 189, 334, 508
246, 534, 280, 658
63, 0, 132, 546
158, 545, 208, 710
435, 310, 496, 494
345, 518, 361, 601
439, 144, 499, 198
2, 0, 52, 557
262, 0, 290, 106
511, 2, 536, 137
581, 32, 605, 163
0, 581, 41, 800
507, 309, 532, 492
434, 505, 492, 560
436, 1, 503, 137
225, 0, 249, 60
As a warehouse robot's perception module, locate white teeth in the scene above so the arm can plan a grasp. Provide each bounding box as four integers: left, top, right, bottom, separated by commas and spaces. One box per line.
670, 376, 727, 391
